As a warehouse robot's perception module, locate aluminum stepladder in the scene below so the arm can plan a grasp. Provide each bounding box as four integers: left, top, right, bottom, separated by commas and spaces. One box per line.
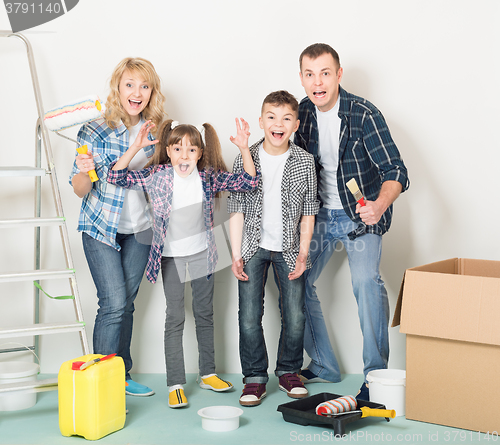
0, 31, 90, 395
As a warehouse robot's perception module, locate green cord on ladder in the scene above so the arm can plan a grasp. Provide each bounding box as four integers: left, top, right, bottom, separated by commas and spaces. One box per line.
33, 281, 75, 300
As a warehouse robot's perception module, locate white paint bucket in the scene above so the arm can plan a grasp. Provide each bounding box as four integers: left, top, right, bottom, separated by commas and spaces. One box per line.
0, 361, 40, 411
197, 405, 243, 432
366, 369, 406, 417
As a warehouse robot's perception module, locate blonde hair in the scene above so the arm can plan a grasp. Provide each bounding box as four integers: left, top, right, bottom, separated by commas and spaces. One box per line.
105, 57, 165, 135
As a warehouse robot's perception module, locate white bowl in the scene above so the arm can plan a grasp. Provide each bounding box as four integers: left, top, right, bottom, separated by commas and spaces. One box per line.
197, 405, 244, 432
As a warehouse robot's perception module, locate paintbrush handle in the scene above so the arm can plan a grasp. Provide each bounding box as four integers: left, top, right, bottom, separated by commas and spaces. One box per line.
360, 407, 396, 418
79, 353, 117, 370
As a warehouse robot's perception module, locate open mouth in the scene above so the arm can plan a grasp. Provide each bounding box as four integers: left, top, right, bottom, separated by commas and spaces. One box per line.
313, 91, 326, 99
179, 163, 190, 173
271, 131, 284, 139
129, 99, 142, 109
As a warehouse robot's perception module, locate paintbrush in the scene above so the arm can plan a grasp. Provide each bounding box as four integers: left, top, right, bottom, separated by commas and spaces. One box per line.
346, 178, 366, 206
79, 353, 117, 370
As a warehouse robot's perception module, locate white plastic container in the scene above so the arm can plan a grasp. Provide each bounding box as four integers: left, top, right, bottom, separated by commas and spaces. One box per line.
0, 361, 40, 411
197, 406, 243, 432
366, 369, 406, 417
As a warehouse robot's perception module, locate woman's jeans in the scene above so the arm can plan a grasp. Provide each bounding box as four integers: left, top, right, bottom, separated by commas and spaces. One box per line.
303, 207, 389, 382
238, 248, 305, 384
161, 250, 215, 386
82, 232, 150, 379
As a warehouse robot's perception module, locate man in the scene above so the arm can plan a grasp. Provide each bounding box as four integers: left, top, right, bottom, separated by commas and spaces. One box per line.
294, 43, 409, 400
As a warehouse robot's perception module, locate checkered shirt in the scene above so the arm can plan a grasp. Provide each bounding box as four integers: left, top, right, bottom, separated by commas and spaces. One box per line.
107, 164, 260, 283
227, 138, 319, 271
69, 118, 156, 249
294, 86, 409, 236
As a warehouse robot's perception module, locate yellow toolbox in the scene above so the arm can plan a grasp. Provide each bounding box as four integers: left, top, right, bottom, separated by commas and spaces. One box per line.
58, 354, 126, 440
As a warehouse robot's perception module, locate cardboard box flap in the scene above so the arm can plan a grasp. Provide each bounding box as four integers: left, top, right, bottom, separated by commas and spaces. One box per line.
393, 258, 500, 346
410, 257, 459, 274
460, 258, 500, 278
391, 258, 459, 328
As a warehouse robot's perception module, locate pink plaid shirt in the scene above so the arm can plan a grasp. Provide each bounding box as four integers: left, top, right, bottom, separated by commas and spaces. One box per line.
108, 163, 259, 283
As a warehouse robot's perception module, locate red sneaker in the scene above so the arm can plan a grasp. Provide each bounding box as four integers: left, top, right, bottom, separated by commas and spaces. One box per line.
279, 373, 308, 398
239, 383, 267, 406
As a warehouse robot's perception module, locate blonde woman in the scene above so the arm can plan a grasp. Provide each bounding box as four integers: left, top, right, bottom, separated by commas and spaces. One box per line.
70, 57, 165, 396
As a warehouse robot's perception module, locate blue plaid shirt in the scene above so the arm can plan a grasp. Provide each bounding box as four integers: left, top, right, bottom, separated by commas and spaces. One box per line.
69, 118, 156, 249
294, 86, 409, 236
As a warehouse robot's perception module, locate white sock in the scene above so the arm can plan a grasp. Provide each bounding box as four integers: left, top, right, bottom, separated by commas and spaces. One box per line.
201, 373, 216, 380
169, 384, 184, 393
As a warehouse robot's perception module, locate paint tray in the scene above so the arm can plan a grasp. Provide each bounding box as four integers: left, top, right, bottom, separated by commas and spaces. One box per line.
277, 392, 391, 437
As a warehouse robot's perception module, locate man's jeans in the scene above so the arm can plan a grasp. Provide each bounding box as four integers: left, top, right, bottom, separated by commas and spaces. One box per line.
304, 208, 389, 382
82, 232, 150, 379
238, 248, 305, 384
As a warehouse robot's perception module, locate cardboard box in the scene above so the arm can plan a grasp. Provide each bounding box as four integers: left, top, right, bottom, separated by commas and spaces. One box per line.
392, 258, 500, 433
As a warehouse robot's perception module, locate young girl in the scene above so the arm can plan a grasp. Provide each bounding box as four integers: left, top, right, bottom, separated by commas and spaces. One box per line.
70, 57, 165, 397
107, 118, 258, 408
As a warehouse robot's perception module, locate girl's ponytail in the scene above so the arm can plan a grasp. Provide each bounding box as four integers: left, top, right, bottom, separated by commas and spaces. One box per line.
145, 119, 174, 168
199, 123, 227, 172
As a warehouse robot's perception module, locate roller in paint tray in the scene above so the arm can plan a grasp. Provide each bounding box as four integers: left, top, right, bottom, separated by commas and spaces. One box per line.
44, 95, 105, 182
316, 395, 396, 419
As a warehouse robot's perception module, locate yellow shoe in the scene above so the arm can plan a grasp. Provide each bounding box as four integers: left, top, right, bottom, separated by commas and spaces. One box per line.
168, 388, 188, 408
199, 374, 233, 392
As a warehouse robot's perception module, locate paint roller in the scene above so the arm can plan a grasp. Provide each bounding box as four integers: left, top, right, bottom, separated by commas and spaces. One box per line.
44, 95, 105, 182
315, 395, 396, 419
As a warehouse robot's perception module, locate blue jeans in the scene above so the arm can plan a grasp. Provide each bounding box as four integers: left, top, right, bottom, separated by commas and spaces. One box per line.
304, 208, 389, 382
82, 232, 150, 379
238, 248, 305, 384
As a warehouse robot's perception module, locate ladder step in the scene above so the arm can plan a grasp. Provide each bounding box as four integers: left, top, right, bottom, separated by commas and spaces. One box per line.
0, 268, 75, 283
0, 378, 58, 394
0, 217, 65, 228
0, 166, 46, 177
0, 322, 86, 339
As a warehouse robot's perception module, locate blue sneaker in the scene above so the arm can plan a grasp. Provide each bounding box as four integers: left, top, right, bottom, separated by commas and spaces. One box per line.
299, 369, 333, 384
125, 379, 155, 397
356, 382, 369, 401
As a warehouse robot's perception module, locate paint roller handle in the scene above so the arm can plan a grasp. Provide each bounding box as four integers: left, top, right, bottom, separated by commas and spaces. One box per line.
360, 406, 396, 419
76, 145, 98, 182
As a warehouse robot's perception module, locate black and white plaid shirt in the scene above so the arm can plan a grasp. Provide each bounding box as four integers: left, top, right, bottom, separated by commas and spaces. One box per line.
227, 138, 320, 271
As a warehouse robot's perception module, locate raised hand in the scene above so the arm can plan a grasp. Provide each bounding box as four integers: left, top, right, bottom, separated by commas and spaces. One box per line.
132, 120, 158, 151
229, 118, 250, 151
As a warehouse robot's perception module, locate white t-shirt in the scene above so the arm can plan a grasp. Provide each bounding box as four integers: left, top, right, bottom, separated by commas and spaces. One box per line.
258, 143, 289, 252
163, 167, 206, 257
117, 120, 151, 234
316, 98, 342, 209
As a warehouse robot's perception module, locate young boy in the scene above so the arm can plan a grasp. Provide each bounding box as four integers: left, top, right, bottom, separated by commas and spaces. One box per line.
227, 90, 319, 407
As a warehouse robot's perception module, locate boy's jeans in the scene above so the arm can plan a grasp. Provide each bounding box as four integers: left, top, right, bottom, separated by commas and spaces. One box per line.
303, 208, 389, 382
238, 248, 305, 384
82, 232, 150, 380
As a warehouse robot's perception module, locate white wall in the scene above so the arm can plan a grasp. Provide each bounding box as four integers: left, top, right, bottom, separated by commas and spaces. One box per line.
1, 0, 499, 375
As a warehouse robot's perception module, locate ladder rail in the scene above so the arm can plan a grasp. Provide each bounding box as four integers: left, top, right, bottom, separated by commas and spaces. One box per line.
0, 31, 90, 367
